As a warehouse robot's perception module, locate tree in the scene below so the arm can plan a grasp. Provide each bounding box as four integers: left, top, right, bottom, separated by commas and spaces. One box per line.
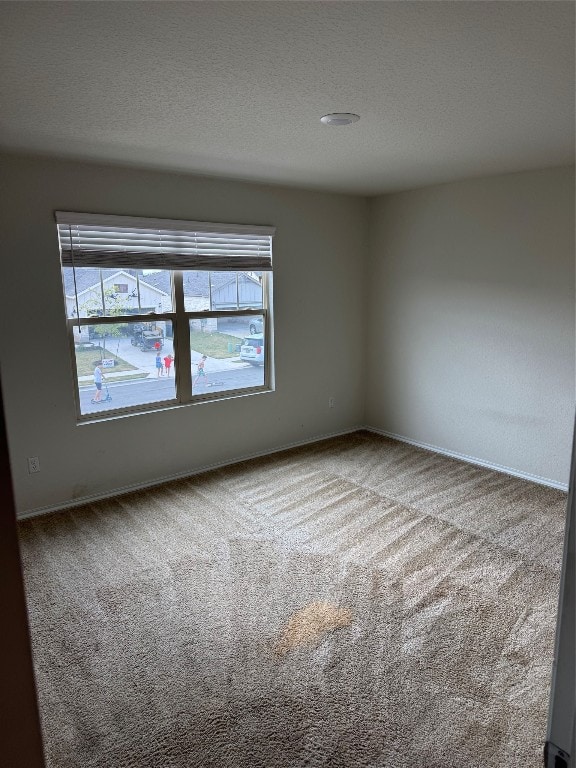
80, 286, 131, 356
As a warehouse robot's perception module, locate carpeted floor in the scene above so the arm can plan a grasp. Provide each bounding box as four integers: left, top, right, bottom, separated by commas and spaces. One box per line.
18, 431, 567, 768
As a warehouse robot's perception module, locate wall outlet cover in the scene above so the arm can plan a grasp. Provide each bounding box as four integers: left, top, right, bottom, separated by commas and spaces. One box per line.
28, 457, 40, 474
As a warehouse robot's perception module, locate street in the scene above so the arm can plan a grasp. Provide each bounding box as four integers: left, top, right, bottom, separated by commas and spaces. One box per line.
80, 363, 264, 415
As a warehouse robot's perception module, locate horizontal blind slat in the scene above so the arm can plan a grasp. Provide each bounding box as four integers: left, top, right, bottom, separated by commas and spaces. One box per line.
55, 211, 275, 238
57, 215, 273, 272
60, 250, 272, 271
58, 231, 271, 244
59, 241, 270, 253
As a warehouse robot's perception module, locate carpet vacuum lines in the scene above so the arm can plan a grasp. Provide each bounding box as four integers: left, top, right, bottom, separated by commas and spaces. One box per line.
18, 431, 566, 768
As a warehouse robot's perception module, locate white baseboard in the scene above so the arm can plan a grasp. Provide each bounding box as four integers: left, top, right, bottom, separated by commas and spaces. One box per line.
365, 426, 569, 492
16, 426, 364, 520
18, 424, 568, 520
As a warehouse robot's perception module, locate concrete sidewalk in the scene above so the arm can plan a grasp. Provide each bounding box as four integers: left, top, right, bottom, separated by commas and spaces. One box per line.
78, 369, 147, 383
81, 335, 250, 381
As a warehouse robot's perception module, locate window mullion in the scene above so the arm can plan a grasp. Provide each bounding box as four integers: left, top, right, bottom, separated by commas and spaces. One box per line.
172, 271, 192, 402
262, 272, 271, 388
184, 309, 262, 320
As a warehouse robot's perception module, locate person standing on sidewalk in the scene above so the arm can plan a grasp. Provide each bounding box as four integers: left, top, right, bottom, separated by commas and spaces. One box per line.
193, 355, 208, 388
155, 351, 164, 377
92, 361, 105, 403
163, 353, 173, 377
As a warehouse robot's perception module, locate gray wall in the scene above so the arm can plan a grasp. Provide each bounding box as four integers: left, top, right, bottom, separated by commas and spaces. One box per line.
366, 166, 575, 486
0, 155, 368, 514
1, 157, 573, 513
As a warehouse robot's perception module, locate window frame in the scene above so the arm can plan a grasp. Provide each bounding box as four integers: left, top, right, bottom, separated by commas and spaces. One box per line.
63, 268, 274, 423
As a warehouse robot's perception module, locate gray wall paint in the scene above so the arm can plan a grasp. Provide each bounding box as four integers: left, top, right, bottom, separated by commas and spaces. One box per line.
0, 155, 368, 514
366, 166, 575, 485
1, 157, 573, 512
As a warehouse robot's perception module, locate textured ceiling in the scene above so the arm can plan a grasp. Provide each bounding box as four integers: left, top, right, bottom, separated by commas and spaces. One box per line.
0, 1, 574, 195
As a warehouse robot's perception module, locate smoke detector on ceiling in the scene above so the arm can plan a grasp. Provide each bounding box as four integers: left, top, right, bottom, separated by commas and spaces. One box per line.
320, 113, 360, 126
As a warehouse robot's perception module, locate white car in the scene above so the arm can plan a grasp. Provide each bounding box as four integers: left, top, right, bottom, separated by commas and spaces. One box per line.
240, 333, 264, 365
249, 316, 263, 335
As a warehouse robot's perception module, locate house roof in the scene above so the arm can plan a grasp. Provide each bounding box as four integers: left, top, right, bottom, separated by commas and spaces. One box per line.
62, 268, 168, 299
211, 272, 261, 295
63, 268, 259, 300
0, 3, 573, 195
138, 270, 244, 297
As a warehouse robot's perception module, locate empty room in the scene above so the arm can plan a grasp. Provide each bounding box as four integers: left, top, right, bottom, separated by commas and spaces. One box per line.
0, 2, 574, 767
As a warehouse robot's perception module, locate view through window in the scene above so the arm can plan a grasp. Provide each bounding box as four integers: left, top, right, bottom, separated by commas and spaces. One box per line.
57, 213, 275, 420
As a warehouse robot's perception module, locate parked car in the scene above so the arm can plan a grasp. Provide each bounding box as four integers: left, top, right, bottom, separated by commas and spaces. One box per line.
248, 316, 263, 335
240, 333, 264, 365
130, 322, 164, 351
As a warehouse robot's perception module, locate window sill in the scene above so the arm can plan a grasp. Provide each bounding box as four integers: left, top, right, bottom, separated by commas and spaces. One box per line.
76, 385, 275, 425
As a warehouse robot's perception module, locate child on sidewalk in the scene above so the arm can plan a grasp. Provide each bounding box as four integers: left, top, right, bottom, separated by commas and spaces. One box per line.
193, 355, 207, 387
91, 361, 105, 403
163, 353, 173, 377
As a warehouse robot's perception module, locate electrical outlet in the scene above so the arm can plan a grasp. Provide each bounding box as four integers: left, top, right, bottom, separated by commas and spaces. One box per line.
28, 456, 40, 474
328, 397, 336, 408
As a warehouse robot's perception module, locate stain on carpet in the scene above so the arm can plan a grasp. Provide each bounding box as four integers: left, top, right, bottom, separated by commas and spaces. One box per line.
274, 601, 353, 656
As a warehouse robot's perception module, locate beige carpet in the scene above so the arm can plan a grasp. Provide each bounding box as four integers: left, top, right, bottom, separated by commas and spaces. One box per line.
18, 431, 566, 768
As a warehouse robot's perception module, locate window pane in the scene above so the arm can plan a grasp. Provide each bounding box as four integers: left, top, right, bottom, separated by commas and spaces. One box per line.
62, 267, 173, 319
183, 271, 263, 312
74, 320, 175, 416
190, 316, 265, 396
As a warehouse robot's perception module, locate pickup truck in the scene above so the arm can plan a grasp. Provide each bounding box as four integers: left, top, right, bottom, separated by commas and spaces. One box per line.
130, 323, 164, 351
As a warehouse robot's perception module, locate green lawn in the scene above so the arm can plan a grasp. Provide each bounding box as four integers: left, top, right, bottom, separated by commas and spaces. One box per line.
74, 344, 138, 376
189, 330, 242, 359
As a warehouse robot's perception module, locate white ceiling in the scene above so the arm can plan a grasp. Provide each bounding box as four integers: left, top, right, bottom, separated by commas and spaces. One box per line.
0, 1, 574, 196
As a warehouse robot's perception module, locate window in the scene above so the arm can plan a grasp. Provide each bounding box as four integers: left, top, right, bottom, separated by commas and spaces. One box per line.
56, 212, 275, 420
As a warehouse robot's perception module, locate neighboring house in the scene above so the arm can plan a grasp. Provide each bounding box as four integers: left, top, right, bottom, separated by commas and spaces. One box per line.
143, 270, 262, 310
63, 268, 170, 342
211, 272, 262, 311
131, 270, 263, 332
64, 268, 263, 340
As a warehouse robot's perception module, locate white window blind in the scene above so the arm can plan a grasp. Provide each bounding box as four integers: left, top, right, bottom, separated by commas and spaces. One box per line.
56, 212, 275, 271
